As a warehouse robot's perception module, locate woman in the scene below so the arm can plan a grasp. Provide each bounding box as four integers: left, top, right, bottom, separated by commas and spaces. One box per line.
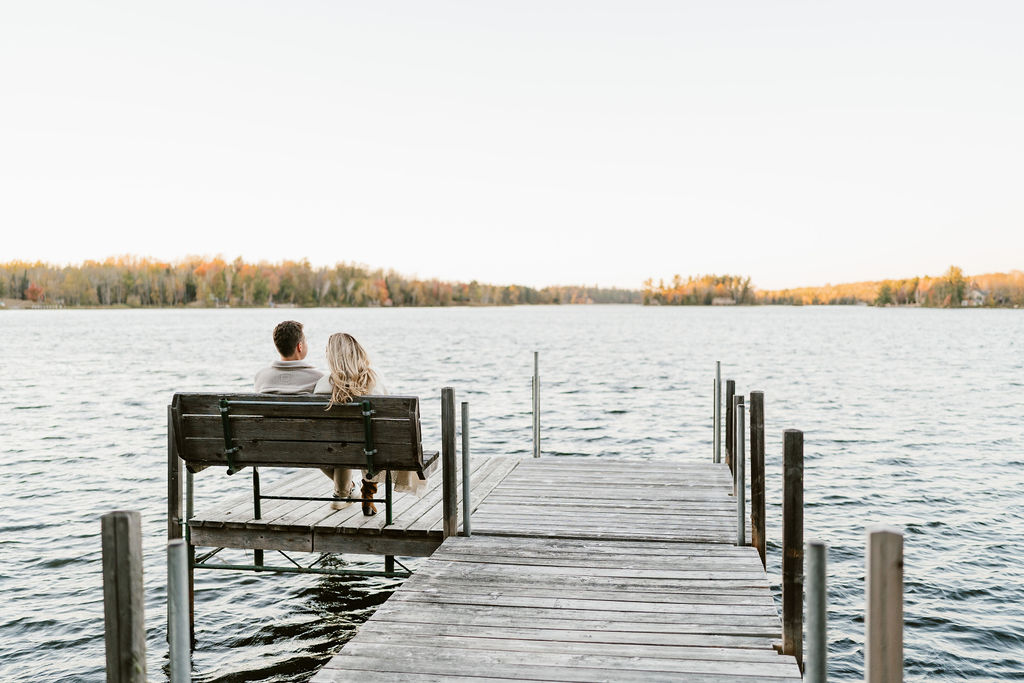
314, 332, 425, 514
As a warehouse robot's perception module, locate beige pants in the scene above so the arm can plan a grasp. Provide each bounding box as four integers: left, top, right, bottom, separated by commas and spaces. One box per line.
320, 467, 382, 497
320, 467, 426, 497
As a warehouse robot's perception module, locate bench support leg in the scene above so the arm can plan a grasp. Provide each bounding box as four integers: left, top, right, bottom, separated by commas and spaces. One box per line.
385, 470, 393, 526
385, 556, 395, 573
188, 542, 195, 650
253, 467, 264, 570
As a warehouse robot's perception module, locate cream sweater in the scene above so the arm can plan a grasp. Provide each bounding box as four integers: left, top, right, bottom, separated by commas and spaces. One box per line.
253, 360, 324, 394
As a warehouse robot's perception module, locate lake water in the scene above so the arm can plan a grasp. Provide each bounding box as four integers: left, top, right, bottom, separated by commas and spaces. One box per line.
1, 305, 1022, 681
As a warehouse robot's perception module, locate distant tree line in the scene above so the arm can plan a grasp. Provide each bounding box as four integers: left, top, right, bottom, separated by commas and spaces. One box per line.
0, 257, 641, 308
642, 274, 756, 305
760, 266, 1024, 307
645, 267, 1024, 308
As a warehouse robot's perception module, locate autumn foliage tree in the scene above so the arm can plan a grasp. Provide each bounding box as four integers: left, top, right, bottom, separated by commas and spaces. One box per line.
0, 257, 641, 308
644, 266, 1023, 308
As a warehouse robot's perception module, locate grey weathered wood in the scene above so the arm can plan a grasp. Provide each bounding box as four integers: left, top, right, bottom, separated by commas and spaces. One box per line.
782, 429, 804, 667
102, 510, 146, 683
182, 416, 417, 445
396, 457, 508, 532
180, 440, 438, 472
441, 387, 457, 537
392, 589, 780, 616
749, 391, 766, 569
168, 405, 183, 541
306, 456, 801, 681
172, 393, 434, 474
329, 642, 802, 678
186, 460, 515, 559
866, 526, 903, 683
725, 379, 736, 473
805, 540, 827, 683
184, 454, 800, 680
175, 392, 418, 419
353, 623, 792, 661
317, 528, 800, 680
460, 401, 471, 537
425, 454, 517, 534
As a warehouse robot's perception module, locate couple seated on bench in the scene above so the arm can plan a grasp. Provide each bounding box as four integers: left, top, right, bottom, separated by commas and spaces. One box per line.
253, 320, 426, 515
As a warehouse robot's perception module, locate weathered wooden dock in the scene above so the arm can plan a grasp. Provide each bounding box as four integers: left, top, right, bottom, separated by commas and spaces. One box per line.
187, 456, 800, 681
189, 456, 520, 558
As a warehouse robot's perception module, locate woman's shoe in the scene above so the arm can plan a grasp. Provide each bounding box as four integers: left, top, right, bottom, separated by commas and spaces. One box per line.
361, 478, 378, 516
331, 481, 356, 510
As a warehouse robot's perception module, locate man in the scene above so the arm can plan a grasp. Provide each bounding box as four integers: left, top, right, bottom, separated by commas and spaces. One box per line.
254, 320, 324, 393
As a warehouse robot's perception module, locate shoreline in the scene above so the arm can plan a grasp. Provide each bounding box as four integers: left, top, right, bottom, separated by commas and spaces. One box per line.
4, 296, 1019, 311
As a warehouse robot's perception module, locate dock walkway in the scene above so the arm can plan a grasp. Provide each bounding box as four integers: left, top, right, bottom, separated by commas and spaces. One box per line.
302, 458, 802, 682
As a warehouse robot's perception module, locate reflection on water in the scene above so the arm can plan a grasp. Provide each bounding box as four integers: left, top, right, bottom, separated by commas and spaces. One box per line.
1, 306, 1022, 680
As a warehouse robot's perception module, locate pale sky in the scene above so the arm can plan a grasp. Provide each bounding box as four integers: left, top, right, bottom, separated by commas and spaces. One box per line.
2, 1, 1022, 290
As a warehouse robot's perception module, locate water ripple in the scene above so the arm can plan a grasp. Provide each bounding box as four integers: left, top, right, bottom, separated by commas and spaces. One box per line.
1, 306, 1022, 681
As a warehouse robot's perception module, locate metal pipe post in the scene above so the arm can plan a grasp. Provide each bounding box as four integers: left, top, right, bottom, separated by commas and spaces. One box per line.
805, 540, 827, 683
713, 361, 722, 463
734, 395, 745, 544
168, 539, 192, 683
866, 526, 904, 683
532, 351, 540, 458
461, 401, 471, 537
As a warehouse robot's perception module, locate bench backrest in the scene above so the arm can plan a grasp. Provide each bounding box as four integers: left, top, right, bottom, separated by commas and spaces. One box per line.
170, 393, 429, 473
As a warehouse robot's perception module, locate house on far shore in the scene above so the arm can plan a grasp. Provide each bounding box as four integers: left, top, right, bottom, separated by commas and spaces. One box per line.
711, 297, 736, 306
961, 288, 987, 307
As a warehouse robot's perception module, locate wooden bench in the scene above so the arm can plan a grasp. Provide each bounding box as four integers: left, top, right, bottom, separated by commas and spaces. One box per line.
167, 392, 462, 573
171, 391, 437, 473
169, 391, 441, 526
167, 389, 463, 643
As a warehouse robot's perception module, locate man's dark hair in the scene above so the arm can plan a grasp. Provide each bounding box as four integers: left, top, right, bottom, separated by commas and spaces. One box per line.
273, 320, 304, 357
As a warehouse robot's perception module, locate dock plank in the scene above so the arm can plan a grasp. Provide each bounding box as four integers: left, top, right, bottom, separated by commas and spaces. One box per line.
190, 457, 801, 681
315, 459, 801, 681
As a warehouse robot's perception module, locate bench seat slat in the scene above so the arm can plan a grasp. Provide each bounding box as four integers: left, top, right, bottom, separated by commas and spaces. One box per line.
174, 393, 418, 420
182, 440, 438, 472
181, 416, 415, 446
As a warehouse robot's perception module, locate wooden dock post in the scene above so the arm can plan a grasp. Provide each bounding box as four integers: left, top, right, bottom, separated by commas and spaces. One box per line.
750, 391, 766, 568
168, 539, 191, 683
733, 395, 745, 545
461, 401, 471, 537
442, 387, 458, 537
532, 351, 540, 458
782, 429, 804, 668
713, 362, 722, 463
168, 405, 183, 542
866, 526, 904, 683
102, 510, 146, 683
806, 540, 827, 683
725, 379, 736, 474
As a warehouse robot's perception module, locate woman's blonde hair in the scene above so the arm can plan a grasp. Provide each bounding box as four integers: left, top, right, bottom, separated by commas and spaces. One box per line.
324, 332, 378, 409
